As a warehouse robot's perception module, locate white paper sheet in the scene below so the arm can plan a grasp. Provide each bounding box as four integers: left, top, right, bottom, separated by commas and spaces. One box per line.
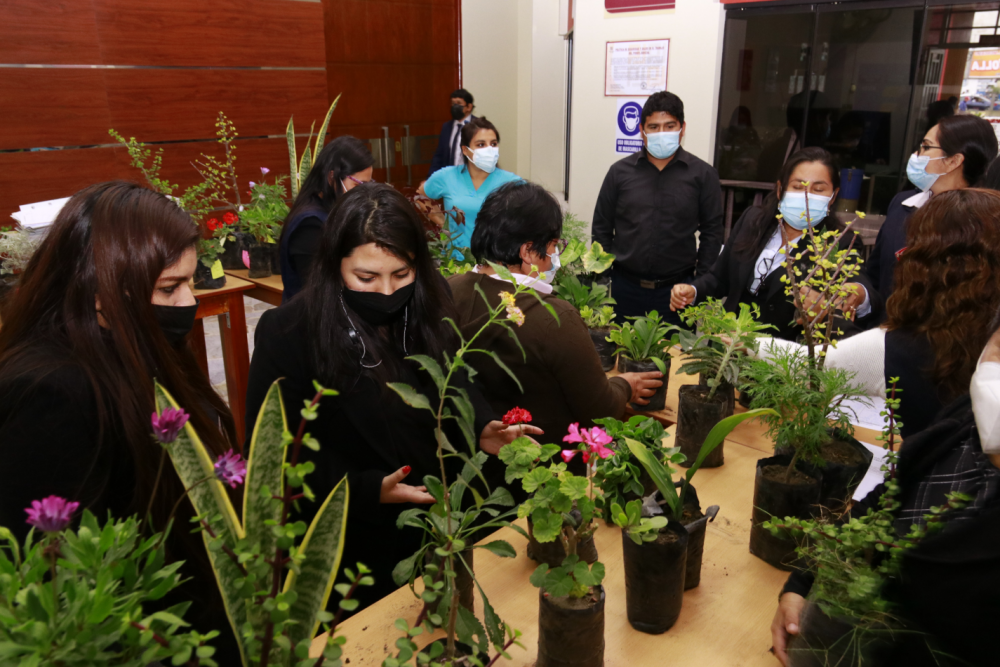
852, 441, 889, 501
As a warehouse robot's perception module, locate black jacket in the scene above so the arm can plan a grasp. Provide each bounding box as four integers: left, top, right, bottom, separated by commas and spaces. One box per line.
429, 116, 477, 176
244, 300, 496, 609
279, 205, 326, 303
690, 205, 880, 341
864, 188, 920, 314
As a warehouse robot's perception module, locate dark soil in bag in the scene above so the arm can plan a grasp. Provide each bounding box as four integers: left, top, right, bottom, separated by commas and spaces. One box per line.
676, 483, 719, 591
676, 385, 733, 469
247, 242, 272, 279
622, 522, 688, 634
619, 356, 669, 412
787, 600, 889, 667
776, 436, 873, 516
219, 233, 245, 270
537, 585, 605, 667
267, 241, 280, 274
589, 327, 616, 372
749, 454, 822, 571
194, 261, 226, 290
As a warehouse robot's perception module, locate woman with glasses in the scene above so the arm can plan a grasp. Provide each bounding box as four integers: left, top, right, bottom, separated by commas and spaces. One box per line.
865, 114, 997, 310
279, 135, 375, 302
671, 147, 878, 342
449, 181, 662, 496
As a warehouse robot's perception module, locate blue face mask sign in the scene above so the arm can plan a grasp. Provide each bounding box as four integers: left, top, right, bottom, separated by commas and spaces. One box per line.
616, 100, 644, 154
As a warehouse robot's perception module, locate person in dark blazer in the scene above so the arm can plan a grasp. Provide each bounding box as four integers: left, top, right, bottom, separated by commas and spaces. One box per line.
865, 114, 996, 312
428, 88, 476, 177
0, 182, 241, 663
671, 147, 879, 342
279, 136, 374, 302
245, 183, 539, 611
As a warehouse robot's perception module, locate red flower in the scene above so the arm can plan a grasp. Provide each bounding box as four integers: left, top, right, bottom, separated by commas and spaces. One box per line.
502, 407, 532, 426
223, 212, 238, 225
206, 218, 222, 231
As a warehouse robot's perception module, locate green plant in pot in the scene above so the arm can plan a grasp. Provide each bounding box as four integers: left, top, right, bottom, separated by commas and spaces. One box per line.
286, 95, 340, 200
607, 310, 672, 411
559, 239, 615, 287
673, 299, 774, 468
628, 408, 777, 594
240, 170, 290, 279
500, 424, 612, 667
553, 272, 616, 313
762, 385, 970, 667
580, 305, 617, 371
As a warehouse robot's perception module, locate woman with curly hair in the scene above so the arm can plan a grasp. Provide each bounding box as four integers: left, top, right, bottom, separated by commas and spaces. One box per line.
753, 187, 1000, 438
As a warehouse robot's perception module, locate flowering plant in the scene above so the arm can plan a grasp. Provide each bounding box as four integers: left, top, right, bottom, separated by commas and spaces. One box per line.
240, 169, 290, 245
590, 415, 680, 516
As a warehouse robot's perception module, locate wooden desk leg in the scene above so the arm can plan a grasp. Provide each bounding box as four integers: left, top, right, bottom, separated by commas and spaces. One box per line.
191, 318, 208, 376
218, 294, 250, 446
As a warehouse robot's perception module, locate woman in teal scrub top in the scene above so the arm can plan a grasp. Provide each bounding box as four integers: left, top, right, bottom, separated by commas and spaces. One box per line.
419, 117, 521, 251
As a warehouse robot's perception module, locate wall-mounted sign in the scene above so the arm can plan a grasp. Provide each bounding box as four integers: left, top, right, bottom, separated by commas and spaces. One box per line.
605, 0, 675, 12
615, 98, 645, 154
968, 50, 1000, 78
605, 39, 669, 97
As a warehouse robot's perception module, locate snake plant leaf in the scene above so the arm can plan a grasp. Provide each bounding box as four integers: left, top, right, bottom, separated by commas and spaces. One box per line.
681, 408, 779, 493
154, 382, 248, 665
282, 477, 349, 647
314, 94, 341, 157
286, 116, 298, 198
298, 142, 313, 194
243, 380, 288, 562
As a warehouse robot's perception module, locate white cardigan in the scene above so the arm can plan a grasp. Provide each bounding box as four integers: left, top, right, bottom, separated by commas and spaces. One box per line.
755, 328, 887, 399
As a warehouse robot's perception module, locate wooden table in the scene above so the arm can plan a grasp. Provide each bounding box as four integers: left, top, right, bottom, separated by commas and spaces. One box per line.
224, 269, 284, 307
192, 277, 253, 443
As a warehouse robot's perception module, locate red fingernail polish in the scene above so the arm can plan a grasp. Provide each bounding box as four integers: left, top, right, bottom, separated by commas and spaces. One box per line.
402, 465, 411, 475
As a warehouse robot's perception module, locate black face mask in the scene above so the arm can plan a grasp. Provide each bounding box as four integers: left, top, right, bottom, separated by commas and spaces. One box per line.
153, 301, 199, 347
450, 103, 466, 121
343, 283, 415, 327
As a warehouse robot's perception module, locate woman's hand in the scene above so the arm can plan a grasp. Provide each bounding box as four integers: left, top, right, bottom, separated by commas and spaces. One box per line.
479, 420, 544, 456
670, 284, 696, 312
619, 371, 663, 405
771, 593, 805, 666
380, 466, 435, 504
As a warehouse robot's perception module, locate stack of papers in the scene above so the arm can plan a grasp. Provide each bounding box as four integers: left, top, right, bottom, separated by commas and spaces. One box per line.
9, 197, 71, 229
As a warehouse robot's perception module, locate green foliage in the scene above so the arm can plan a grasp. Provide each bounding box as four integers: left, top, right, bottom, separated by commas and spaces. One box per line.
611, 500, 668, 545
553, 272, 616, 312
241, 176, 291, 244
561, 212, 589, 247
426, 228, 475, 278
154, 380, 352, 666
287, 95, 341, 199
560, 239, 615, 276
744, 345, 868, 473
0, 512, 217, 666
0, 227, 40, 275
590, 415, 680, 516
579, 305, 616, 329
529, 556, 605, 600
606, 310, 672, 373
676, 300, 774, 400
192, 112, 244, 212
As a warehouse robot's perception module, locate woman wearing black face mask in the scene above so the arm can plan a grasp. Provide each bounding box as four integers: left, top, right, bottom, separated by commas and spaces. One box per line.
245, 183, 539, 611
0, 181, 241, 661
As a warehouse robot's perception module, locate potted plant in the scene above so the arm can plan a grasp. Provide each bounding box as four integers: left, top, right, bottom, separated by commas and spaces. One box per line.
239, 169, 290, 278
580, 305, 617, 371
195, 236, 226, 290
673, 300, 773, 468
628, 408, 777, 592
558, 237, 615, 288
591, 415, 676, 522
0, 225, 40, 316
553, 272, 616, 314
763, 386, 969, 667
607, 310, 672, 411
501, 424, 612, 667
205, 211, 243, 271
611, 499, 687, 634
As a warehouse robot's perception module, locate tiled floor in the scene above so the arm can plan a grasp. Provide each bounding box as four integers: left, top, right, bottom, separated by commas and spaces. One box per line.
205, 295, 274, 405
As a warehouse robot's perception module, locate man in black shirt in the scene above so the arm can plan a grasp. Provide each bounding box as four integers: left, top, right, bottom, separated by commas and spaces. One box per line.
592, 91, 723, 325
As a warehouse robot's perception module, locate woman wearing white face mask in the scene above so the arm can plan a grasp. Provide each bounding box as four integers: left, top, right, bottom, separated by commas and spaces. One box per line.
865, 114, 997, 312
418, 116, 521, 253
448, 181, 663, 495
771, 307, 1000, 667
671, 147, 879, 341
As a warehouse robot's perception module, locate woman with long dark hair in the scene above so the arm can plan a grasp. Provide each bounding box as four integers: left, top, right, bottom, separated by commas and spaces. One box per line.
671, 147, 879, 340
245, 183, 539, 610
280, 135, 375, 302
751, 188, 1000, 438
0, 181, 239, 659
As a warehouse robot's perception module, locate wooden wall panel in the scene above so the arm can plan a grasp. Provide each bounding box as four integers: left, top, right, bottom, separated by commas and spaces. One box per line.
104, 69, 328, 142
94, 0, 326, 68
0, 1, 102, 64
0, 148, 125, 218
0, 69, 112, 150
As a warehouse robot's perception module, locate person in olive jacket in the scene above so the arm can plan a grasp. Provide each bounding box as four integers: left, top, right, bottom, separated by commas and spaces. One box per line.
448, 181, 663, 495
244, 184, 540, 611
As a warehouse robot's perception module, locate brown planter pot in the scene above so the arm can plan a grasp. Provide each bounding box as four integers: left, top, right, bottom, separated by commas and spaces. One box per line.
622, 522, 688, 634
749, 454, 822, 571
537, 585, 605, 667
618, 356, 669, 412
676, 384, 733, 469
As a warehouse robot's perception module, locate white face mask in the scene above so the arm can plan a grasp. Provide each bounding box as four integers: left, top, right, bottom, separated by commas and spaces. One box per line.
536, 249, 562, 285
466, 146, 499, 174
971, 353, 1000, 454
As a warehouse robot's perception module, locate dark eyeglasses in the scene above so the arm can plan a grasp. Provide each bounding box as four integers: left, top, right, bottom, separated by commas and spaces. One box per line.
752, 253, 778, 297
348, 175, 369, 185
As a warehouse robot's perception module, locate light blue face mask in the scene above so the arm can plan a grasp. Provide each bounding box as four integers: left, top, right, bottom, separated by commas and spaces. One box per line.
644, 130, 681, 159
538, 249, 561, 285
906, 153, 946, 192
779, 191, 832, 230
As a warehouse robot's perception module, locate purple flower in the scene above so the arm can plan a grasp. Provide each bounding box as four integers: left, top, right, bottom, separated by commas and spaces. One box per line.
25, 496, 79, 532
249, 181, 256, 189
260, 167, 270, 175
151, 407, 190, 444
214, 450, 247, 488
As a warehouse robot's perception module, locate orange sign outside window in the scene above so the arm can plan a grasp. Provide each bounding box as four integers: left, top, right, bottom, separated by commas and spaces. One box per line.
968, 50, 1000, 78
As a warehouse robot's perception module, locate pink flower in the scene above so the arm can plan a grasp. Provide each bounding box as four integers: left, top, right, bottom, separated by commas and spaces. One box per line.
25, 496, 79, 532
249, 181, 256, 189
152, 407, 190, 444
562, 423, 614, 460
260, 167, 270, 175
563, 423, 584, 444
214, 450, 247, 488
560, 450, 578, 463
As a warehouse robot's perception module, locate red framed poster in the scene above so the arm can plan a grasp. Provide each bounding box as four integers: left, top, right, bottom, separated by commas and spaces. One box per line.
605, 0, 676, 11
605, 39, 670, 97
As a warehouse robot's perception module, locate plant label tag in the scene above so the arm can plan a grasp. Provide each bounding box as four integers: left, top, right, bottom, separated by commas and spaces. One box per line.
211, 260, 224, 279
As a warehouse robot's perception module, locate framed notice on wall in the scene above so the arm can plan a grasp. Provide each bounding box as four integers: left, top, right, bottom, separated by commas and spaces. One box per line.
605, 39, 669, 97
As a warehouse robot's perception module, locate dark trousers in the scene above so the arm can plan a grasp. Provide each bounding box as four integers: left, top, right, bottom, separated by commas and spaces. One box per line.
611, 267, 690, 328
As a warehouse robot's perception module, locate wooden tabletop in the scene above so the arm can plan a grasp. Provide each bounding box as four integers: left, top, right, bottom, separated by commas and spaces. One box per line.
193, 274, 254, 302
224, 269, 284, 307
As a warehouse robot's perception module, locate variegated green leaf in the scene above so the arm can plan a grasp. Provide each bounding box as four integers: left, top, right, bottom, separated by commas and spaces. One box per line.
283, 477, 349, 647
314, 94, 341, 156
298, 143, 313, 192
286, 116, 298, 198
243, 380, 288, 560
